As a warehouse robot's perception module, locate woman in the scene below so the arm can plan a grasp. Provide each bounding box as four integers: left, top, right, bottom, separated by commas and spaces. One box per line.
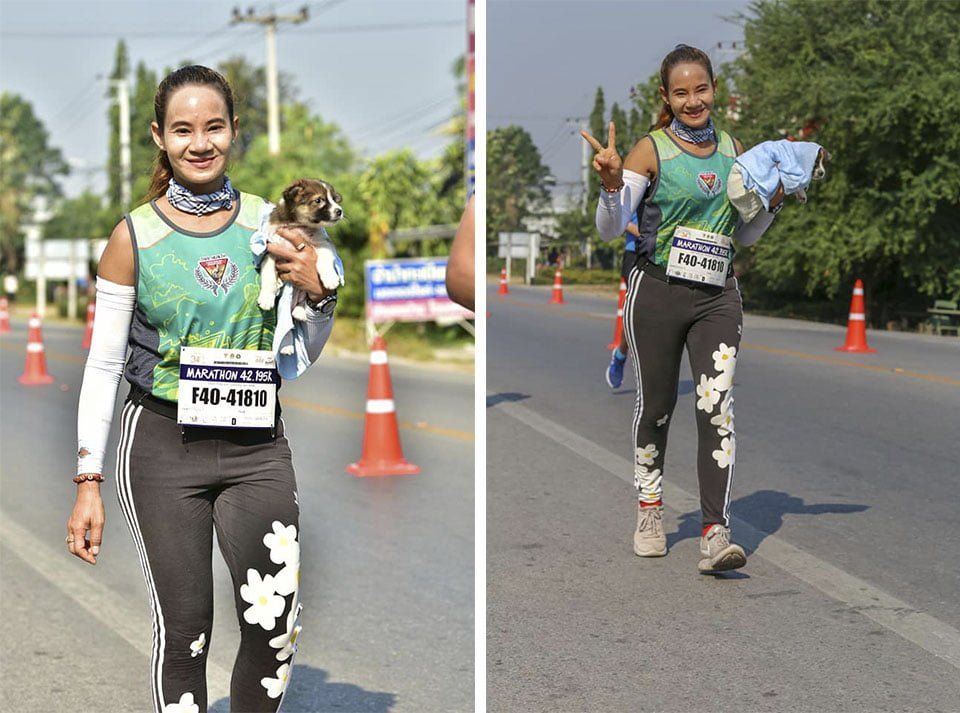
582, 45, 782, 573
66, 65, 336, 712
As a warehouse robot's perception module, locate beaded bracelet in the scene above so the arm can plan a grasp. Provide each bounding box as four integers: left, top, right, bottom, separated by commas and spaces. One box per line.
73, 474, 104, 484
601, 183, 624, 193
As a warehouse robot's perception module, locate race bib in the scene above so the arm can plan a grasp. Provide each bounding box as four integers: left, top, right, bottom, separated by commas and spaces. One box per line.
665, 226, 732, 286
178, 347, 278, 428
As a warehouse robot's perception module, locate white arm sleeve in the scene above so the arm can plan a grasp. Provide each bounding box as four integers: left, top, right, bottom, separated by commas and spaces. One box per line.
595, 170, 650, 241
733, 209, 776, 247
300, 309, 335, 365
77, 278, 135, 476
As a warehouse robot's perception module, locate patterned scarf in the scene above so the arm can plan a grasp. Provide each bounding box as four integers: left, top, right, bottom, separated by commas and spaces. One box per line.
166, 176, 235, 216
670, 116, 716, 144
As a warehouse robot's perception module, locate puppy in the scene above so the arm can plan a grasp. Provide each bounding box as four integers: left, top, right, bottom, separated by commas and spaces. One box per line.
257, 178, 344, 320
795, 148, 830, 204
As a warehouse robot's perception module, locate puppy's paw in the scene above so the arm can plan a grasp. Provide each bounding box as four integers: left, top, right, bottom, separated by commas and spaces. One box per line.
796, 189, 808, 204
319, 267, 341, 291
258, 291, 277, 311
279, 345, 295, 356
291, 304, 307, 321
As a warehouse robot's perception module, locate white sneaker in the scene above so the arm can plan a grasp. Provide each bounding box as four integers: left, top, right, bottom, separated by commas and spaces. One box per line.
698, 524, 746, 573
633, 505, 667, 557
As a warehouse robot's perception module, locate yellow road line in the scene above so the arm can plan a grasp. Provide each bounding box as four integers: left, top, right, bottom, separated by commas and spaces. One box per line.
280, 396, 474, 442
741, 341, 960, 387
0, 339, 474, 442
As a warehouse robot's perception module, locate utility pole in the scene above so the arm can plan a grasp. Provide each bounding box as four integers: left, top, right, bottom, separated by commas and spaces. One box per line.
231, 6, 309, 156
109, 78, 132, 210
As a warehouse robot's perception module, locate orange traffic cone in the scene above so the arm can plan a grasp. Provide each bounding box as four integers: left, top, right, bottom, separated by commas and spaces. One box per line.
549, 267, 565, 304
0, 297, 10, 334
346, 336, 420, 477
835, 279, 876, 353
81, 299, 95, 349
18, 314, 55, 384
606, 278, 627, 349
498, 267, 509, 295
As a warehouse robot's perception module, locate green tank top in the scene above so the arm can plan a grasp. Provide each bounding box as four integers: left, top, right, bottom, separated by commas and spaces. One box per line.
123, 192, 276, 402
639, 128, 739, 266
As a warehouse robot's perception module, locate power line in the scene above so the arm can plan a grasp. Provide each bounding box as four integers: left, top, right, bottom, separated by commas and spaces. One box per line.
0, 20, 459, 39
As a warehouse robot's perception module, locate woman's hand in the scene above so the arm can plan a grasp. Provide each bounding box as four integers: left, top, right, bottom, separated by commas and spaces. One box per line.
67, 480, 105, 565
580, 121, 623, 190
267, 229, 333, 302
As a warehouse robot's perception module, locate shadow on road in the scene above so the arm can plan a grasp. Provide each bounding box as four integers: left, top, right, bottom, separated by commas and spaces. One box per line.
668, 489, 870, 554
487, 392, 530, 407
209, 664, 397, 712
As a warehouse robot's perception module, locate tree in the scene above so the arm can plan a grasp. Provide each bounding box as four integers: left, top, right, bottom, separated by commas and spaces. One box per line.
486, 125, 551, 250
0, 93, 69, 271
229, 102, 357, 200
731, 0, 960, 318
130, 61, 160, 204
218, 55, 298, 161
43, 191, 115, 240
434, 54, 468, 213
357, 148, 439, 258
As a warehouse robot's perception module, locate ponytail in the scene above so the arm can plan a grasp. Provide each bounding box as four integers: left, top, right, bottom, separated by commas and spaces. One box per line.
653, 103, 673, 131
145, 150, 173, 202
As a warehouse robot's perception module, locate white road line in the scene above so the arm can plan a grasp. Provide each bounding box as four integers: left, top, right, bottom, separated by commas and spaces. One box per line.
490, 396, 960, 671
0, 513, 233, 697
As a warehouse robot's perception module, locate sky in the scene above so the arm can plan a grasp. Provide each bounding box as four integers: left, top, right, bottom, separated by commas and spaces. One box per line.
0, 0, 467, 199
488, 0, 753, 205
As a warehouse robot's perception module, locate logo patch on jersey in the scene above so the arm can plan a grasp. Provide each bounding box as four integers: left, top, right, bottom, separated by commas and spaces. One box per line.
697, 171, 723, 197
195, 254, 239, 296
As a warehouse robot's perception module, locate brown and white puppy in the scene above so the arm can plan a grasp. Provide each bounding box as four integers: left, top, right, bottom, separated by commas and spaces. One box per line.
796, 148, 831, 204
257, 178, 343, 320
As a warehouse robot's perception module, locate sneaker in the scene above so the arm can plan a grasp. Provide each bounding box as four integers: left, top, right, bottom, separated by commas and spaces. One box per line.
606, 350, 626, 389
698, 524, 747, 573
633, 505, 667, 557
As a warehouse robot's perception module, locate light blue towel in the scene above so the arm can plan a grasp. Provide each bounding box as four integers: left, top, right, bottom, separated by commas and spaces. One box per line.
250, 202, 344, 380
735, 140, 823, 210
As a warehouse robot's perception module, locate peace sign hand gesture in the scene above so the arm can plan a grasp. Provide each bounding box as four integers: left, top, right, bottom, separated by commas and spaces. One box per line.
580, 121, 623, 191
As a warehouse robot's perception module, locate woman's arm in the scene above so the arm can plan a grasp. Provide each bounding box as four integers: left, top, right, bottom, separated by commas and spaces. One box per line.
594, 136, 656, 241
69, 220, 135, 565
446, 195, 475, 311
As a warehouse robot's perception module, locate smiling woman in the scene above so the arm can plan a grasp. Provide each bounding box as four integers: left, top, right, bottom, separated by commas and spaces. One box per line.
66, 64, 338, 713
582, 44, 785, 573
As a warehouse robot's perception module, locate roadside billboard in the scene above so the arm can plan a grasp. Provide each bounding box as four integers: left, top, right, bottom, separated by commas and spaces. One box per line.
364, 257, 474, 323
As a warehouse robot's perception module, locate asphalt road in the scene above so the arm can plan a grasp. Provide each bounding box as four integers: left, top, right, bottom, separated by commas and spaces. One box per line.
487, 283, 960, 713
0, 318, 474, 713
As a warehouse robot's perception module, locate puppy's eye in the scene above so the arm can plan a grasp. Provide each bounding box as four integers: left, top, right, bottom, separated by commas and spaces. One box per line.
314, 197, 324, 205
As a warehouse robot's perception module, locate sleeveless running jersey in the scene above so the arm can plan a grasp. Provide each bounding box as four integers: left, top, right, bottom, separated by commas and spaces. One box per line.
636, 128, 739, 266
124, 192, 276, 402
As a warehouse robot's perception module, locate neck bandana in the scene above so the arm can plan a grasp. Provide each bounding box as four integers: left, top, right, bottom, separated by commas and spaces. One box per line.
670, 116, 716, 144
166, 176, 234, 216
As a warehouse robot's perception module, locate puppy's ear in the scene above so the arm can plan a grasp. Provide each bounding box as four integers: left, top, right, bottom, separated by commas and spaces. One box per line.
283, 180, 306, 205
332, 190, 343, 204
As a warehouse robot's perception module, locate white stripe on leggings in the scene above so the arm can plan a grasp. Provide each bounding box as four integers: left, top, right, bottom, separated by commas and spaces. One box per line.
114, 403, 167, 713
623, 266, 646, 496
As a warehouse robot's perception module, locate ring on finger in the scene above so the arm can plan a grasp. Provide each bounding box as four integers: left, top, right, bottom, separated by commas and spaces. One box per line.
65, 535, 74, 544
296, 242, 307, 252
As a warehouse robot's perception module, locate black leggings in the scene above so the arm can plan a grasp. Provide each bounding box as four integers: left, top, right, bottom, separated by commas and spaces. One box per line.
623, 262, 742, 527
116, 402, 301, 713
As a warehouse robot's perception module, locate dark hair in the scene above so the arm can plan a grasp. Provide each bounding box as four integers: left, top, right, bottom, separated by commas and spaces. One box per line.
145, 65, 236, 201
653, 44, 715, 130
